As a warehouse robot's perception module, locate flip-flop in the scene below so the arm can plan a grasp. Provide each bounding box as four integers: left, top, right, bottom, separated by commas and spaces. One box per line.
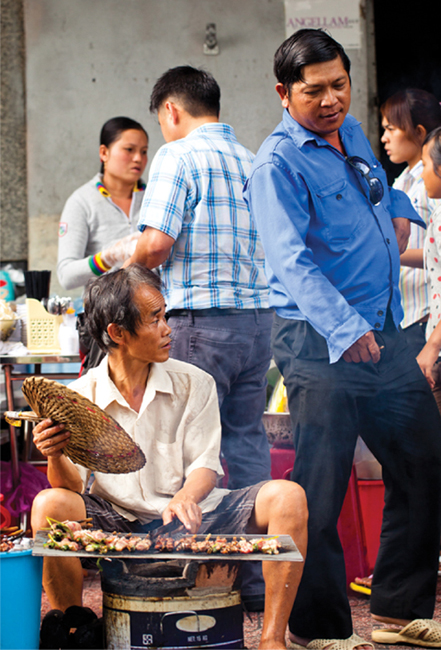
350, 581, 371, 596
289, 633, 373, 650
372, 619, 441, 647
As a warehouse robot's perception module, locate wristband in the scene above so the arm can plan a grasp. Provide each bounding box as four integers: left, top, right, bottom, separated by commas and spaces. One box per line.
89, 252, 111, 276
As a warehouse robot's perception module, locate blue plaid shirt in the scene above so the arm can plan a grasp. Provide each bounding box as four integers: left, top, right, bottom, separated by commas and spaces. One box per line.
137, 123, 269, 310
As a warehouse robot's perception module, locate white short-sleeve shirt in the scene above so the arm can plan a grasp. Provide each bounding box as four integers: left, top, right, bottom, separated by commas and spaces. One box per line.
68, 357, 228, 524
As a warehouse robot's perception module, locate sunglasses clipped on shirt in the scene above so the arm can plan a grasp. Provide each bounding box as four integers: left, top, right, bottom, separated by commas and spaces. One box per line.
346, 156, 384, 206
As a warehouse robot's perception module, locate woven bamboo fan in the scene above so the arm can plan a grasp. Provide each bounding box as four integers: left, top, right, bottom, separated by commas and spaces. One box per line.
21, 376, 146, 474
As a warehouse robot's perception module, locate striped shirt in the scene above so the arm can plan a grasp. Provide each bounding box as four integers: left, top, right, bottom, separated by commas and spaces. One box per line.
137, 123, 270, 310
395, 161, 440, 328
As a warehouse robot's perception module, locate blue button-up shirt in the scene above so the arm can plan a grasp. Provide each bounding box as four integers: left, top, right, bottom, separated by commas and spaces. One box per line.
244, 110, 424, 363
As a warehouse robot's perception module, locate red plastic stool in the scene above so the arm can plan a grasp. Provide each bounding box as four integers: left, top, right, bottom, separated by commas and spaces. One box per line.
0, 493, 12, 530
270, 445, 295, 480
357, 479, 385, 573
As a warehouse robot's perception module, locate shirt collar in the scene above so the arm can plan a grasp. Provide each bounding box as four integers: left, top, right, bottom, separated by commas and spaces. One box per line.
282, 108, 361, 149
94, 356, 175, 413
185, 122, 237, 142
142, 360, 175, 408
404, 159, 423, 180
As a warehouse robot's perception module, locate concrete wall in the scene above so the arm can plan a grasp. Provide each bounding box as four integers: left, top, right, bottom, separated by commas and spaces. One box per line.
1, 0, 28, 264
23, 0, 375, 298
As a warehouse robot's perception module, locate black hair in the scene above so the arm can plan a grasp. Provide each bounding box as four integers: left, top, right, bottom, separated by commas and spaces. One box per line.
273, 28, 351, 91
99, 116, 148, 174
149, 66, 220, 117
84, 264, 162, 353
424, 126, 441, 179
381, 89, 441, 145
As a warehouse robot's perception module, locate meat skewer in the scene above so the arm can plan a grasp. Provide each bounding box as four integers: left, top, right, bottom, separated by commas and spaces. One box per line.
42, 518, 282, 555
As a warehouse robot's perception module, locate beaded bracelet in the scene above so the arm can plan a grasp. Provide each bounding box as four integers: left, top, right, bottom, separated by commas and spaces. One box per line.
89, 252, 111, 276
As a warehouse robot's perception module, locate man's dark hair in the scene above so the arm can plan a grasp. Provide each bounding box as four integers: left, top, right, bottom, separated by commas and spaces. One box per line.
274, 28, 351, 91
84, 264, 162, 353
149, 66, 220, 117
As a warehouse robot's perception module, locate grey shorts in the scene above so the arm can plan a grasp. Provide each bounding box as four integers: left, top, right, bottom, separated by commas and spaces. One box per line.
81, 481, 267, 536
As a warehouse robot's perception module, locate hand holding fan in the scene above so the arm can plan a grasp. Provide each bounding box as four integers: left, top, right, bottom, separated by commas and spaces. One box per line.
19, 376, 146, 474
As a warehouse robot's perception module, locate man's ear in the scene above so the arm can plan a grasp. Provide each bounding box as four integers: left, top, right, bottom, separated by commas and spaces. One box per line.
107, 322, 125, 346
275, 83, 290, 108
164, 100, 181, 125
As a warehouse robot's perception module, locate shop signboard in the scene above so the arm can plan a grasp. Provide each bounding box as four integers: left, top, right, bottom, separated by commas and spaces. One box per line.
284, 0, 361, 49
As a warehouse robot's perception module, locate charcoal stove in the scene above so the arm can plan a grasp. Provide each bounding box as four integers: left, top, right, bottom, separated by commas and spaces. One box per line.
101, 558, 244, 649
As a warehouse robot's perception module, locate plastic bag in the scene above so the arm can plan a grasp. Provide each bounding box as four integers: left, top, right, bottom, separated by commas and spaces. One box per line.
0, 461, 50, 517
101, 231, 141, 267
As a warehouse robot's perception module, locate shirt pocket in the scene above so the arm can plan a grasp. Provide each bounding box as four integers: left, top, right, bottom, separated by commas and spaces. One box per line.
153, 439, 184, 496
315, 178, 360, 242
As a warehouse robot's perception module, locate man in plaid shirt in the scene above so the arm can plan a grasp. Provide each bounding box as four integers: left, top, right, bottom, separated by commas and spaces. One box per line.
128, 67, 273, 608
129, 66, 272, 495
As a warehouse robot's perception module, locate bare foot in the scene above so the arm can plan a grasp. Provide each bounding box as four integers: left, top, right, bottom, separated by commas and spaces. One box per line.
372, 614, 411, 627
288, 631, 310, 646
355, 575, 372, 588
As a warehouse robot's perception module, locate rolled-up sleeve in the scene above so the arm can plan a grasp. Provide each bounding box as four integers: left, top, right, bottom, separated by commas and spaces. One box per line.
138, 148, 187, 240
388, 186, 426, 227
183, 375, 224, 478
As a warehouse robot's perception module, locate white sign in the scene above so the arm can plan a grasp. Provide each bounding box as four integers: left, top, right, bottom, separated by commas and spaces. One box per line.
284, 0, 361, 49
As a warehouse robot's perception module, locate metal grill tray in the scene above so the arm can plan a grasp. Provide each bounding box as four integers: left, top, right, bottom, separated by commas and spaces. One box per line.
33, 531, 302, 562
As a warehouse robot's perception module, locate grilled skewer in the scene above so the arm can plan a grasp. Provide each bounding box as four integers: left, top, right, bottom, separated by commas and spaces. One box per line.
42, 518, 282, 555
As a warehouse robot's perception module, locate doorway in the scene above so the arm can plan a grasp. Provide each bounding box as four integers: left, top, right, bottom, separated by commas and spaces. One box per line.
373, 0, 441, 183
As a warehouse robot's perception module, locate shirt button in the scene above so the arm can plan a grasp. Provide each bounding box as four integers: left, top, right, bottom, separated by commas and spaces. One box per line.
336, 194, 343, 200
377, 310, 384, 316
375, 323, 381, 329
386, 238, 391, 244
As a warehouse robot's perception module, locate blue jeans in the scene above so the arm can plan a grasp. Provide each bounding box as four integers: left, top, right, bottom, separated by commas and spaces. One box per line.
168, 309, 273, 490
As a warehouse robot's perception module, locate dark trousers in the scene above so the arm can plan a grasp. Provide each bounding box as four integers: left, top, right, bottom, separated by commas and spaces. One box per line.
402, 318, 427, 359
272, 312, 441, 640
168, 310, 273, 489
432, 361, 441, 418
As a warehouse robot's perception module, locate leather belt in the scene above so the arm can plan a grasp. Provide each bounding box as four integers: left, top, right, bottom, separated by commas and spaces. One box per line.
167, 308, 274, 317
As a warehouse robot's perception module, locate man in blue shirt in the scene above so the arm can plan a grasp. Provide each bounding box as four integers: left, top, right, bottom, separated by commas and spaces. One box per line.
244, 28, 441, 649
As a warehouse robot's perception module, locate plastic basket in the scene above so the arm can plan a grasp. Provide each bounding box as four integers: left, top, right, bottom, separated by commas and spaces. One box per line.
26, 298, 62, 353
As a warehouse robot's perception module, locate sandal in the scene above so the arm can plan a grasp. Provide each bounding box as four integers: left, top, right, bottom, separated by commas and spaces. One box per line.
372, 619, 441, 647
289, 633, 373, 650
350, 582, 371, 596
